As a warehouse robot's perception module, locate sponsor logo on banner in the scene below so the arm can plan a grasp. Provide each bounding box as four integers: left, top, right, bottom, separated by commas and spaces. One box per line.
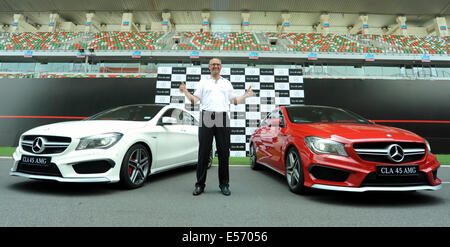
365, 54, 375, 61
12, 22, 19, 27
439, 26, 447, 30
401, 25, 407, 29
363, 24, 369, 29
421, 55, 431, 62
245, 68, 259, 75
283, 22, 290, 27
49, 22, 55, 26
260, 68, 274, 75
190, 51, 200, 59
249, 52, 259, 59
132, 51, 141, 58
77, 52, 86, 58
289, 69, 303, 76
122, 21, 130, 26
157, 67, 172, 74
85, 21, 92, 26
242, 21, 249, 26
308, 53, 318, 60
202, 21, 209, 26
172, 67, 187, 74
231, 68, 245, 75
24, 51, 33, 58
162, 21, 169, 26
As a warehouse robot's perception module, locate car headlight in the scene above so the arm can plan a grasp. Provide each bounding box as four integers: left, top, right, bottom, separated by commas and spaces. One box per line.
76, 132, 123, 150
304, 136, 348, 156
425, 139, 431, 154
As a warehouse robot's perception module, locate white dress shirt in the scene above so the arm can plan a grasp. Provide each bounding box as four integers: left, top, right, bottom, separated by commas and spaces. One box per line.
193, 76, 236, 112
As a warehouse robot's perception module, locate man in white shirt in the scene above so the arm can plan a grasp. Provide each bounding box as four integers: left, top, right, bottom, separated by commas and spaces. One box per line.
179, 58, 253, 196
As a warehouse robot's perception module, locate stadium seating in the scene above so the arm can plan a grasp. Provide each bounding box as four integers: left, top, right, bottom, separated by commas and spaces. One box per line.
84, 32, 166, 50
0, 31, 447, 54
0, 32, 81, 50
367, 34, 449, 54
0, 73, 33, 78
270, 32, 383, 53
177, 32, 273, 51
0, 32, 166, 51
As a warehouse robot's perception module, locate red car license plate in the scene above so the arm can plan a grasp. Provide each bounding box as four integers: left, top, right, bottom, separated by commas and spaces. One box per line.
376, 165, 419, 176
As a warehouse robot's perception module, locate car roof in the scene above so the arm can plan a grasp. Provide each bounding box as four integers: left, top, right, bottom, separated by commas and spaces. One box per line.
283, 105, 343, 111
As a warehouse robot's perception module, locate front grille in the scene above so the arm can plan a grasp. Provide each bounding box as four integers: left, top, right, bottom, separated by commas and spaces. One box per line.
361, 172, 429, 187
21, 135, 71, 154
353, 142, 426, 164
16, 162, 62, 177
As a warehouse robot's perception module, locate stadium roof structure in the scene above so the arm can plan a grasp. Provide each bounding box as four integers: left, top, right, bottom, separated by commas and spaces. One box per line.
0, 0, 449, 15
0, 0, 448, 65
0, 0, 448, 28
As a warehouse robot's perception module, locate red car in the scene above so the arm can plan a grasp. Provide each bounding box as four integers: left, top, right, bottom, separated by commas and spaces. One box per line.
249, 105, 442, 193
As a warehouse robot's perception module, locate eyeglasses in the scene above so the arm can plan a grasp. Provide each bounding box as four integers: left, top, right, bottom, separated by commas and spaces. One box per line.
209, 63, 222, 67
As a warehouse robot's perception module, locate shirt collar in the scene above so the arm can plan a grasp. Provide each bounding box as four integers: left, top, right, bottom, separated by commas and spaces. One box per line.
210, 75, 223, 82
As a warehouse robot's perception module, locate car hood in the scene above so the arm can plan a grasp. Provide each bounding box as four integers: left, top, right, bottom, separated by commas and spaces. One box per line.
291, 123, 424, 143
23, 120, 147, 138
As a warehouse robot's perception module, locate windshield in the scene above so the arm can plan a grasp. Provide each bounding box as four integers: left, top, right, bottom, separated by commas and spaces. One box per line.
87, 105, 164, 121
285, 106, 372, 124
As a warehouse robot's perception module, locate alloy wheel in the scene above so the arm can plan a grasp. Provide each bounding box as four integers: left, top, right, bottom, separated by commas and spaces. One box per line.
127, 148, 150, 185
285, 148, 307, 194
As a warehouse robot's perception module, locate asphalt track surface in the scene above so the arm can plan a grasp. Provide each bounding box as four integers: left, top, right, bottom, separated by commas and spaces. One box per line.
0, 157, 449, 227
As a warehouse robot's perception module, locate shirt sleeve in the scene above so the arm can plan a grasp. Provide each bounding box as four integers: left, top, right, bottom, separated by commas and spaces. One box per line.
227, 80, 236, 102
193, 81, 203, 101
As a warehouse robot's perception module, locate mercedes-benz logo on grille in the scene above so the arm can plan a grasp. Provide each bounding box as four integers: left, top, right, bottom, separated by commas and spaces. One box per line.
387, 144, 404, 163
32, 137, 46, 154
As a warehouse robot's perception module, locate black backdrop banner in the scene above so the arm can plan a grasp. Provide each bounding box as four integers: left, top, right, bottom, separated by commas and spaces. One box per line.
0, 78, 156, 146
0, 78, 449, 153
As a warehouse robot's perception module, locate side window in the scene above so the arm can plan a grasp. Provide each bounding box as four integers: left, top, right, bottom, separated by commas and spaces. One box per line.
160, 108, 183, 125
261, 112, 272, 127
161, 109, 174, 118
278, 110, 286, 126
182, 111, 198, 126
173, 109, 184, 125
270, 110, 280, 121
266, 109, 285, 127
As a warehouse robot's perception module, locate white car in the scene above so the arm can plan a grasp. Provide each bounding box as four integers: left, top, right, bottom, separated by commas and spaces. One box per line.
10, 104, 213, 189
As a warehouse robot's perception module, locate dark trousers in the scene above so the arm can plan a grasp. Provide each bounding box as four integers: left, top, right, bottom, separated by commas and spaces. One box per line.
196, 111, 231, 188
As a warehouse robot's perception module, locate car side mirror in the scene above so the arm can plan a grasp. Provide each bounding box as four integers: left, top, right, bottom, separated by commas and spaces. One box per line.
161, 117, 177, 125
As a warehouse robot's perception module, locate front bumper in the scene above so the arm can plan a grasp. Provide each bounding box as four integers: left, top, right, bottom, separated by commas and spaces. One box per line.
302, 152, 442, 191
9, 171, 111, 183
312, 184, 442, 192
10, 145, 124, 183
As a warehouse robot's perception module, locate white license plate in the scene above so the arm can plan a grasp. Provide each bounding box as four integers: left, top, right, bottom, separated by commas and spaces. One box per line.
20, 155, 51, 166
376, 165, 419, 176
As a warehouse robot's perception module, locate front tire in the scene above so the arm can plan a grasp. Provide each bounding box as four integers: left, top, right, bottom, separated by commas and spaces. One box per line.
285, 147, 308, 194
250, 143, 259, 170
119, 144, 151, 189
